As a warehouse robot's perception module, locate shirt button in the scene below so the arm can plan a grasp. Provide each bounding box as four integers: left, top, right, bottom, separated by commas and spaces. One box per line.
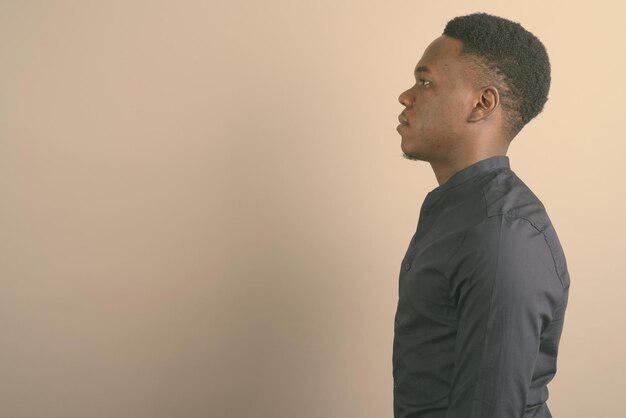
405, 262, 412, 271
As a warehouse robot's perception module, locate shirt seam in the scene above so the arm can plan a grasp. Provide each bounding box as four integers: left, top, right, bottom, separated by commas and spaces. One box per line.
502, 213, 568, 289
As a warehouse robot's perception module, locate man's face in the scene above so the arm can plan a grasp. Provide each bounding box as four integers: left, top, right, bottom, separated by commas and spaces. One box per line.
397, 36, 478, 163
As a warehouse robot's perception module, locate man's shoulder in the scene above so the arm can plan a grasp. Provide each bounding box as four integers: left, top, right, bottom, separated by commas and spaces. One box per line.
478, 168, 551, 233
474, 169, 570, 288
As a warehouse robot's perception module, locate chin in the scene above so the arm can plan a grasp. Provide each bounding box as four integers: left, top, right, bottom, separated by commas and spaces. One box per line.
400, 141, 426, 162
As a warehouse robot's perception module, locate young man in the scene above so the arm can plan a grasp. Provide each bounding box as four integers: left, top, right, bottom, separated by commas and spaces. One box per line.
393, 13, 570, 418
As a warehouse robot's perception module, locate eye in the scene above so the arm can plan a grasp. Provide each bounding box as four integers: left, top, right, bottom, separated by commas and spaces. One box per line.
418, 79, 431, 87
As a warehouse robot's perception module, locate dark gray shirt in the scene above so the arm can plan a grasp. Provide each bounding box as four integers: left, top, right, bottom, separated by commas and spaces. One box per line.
393, 156, 569, 418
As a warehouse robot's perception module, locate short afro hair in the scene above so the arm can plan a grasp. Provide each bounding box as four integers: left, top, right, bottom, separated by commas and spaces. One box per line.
443, 13, 551, 137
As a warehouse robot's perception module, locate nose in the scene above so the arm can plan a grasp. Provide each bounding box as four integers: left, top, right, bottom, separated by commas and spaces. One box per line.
398, 87, 413, 107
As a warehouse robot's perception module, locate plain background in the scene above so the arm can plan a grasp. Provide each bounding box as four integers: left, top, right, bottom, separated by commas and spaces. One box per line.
1, 1, 624, 417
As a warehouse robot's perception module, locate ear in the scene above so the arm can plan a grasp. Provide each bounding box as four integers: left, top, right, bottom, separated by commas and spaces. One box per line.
467, 86, 500, 122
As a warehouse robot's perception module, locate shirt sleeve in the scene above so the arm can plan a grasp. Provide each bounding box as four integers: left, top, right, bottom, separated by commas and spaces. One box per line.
443, 215, 567, 418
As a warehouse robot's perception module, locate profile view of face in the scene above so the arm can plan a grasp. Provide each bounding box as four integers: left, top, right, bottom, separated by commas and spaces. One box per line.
397, 36, 478, 163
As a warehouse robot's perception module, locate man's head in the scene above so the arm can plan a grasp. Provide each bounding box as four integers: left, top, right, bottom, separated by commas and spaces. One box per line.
397, 13, 550, 164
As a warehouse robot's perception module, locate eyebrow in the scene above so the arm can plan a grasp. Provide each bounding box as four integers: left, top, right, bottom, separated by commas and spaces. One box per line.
414, 65, 431, 76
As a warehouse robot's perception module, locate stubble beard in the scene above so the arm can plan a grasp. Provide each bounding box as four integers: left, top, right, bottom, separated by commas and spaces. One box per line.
401, 152, 425, 162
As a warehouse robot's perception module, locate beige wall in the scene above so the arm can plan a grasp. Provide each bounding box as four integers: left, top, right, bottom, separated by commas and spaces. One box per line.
1, 1, 624, 417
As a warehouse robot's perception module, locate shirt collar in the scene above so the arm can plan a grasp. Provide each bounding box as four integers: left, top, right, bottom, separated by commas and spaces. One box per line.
423, 155, 510, 209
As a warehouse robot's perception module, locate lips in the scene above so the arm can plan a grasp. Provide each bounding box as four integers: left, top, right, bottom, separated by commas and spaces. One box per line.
398, 115, 409, 126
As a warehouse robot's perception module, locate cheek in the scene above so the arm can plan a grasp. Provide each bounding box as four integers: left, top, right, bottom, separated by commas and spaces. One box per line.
438, 92, 464, 112
410, 104, 435, 129
434, 100, 469, 134
448, 89, 474, 118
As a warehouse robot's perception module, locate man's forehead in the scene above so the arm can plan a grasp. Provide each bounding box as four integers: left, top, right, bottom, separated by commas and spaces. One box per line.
414, 36, 464, 74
